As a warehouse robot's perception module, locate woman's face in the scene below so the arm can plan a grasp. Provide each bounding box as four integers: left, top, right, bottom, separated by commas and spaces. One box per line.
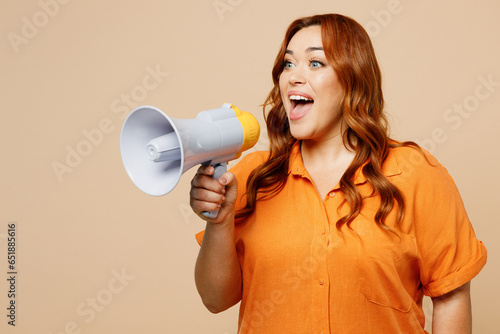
279, 25, 344, 143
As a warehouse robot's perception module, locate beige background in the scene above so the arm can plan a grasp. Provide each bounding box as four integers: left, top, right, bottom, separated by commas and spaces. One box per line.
1, 0, 499, 333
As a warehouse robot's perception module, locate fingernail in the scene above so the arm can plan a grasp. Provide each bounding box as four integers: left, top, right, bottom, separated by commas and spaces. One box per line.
221, 188, 226, 195
219, 177, 227, 184
221, 196, 226, 202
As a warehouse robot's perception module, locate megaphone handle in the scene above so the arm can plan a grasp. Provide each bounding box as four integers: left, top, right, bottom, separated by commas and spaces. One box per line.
202, 162, 228, 219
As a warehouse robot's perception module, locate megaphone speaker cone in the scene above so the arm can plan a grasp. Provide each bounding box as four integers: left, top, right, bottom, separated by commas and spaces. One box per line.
120, 106, 184, 196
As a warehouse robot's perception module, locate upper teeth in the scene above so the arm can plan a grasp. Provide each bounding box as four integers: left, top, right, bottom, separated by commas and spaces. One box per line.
289, 95, 313, 101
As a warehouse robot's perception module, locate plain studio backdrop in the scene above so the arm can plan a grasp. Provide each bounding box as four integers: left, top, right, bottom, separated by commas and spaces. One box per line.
1, 0, 499, 333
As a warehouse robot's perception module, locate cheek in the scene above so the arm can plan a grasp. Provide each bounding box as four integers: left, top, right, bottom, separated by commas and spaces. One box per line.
316, 78, 343, 107
278, 75, 286, 92
315, 73, 335, 90
278, 76, 289, 109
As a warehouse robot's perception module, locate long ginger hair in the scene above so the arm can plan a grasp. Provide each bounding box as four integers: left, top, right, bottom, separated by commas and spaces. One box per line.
236, 14, 419, 230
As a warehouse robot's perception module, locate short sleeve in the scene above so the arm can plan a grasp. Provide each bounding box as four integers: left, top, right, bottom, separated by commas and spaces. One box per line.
194, 151, 269, 246
195, 230, 205, 246
406, 152, 487, 297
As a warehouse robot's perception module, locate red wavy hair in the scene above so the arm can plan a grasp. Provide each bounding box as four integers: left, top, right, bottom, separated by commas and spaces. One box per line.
235, 14, 420, 230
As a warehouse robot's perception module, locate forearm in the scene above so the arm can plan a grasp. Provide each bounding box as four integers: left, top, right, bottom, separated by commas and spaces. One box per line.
195, 217, 242, 313
431, 282, 472, 334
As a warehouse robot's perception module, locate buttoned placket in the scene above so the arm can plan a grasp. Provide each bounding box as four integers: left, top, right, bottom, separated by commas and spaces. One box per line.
312, 188, 341, 334
319, 188, 342, 334
295, 169, 332, 333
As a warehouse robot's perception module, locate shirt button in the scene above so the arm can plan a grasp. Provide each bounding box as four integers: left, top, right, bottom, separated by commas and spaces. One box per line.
319, 279, 324, 286
321, 228, 326, 235
329, 191, 335, 197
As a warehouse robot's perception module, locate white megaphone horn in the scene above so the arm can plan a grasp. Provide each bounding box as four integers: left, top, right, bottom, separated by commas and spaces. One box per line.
120, 103, 260, 218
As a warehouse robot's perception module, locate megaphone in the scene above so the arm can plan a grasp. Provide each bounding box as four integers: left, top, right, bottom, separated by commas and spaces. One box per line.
120, 103, 260, 218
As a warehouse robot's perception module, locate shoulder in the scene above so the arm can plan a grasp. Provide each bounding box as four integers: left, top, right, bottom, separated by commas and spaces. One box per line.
385, 143, 460, 197
238, 150, 269, 165
229, 150, 269, 178
386, 143, 443, 176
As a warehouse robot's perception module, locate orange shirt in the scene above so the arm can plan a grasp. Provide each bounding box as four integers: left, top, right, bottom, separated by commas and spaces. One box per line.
196, 142, 487, 333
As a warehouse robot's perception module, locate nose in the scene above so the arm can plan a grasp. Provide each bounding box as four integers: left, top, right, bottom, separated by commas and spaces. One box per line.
288, 66, 306, 85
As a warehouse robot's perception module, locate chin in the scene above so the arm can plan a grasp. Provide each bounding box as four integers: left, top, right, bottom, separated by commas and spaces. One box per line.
289, 128, 312, 141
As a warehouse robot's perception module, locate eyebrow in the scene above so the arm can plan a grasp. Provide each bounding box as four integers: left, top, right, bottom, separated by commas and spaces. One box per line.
285, 46, 324, 55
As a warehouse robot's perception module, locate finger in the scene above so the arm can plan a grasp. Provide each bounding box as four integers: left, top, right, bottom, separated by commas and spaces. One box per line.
217, 171, 235, 186
195, 164, 214, 176
190, 187, 225, 205
191, 174, 225, 194
190, 197, 222, 214
216, 172, 238, 208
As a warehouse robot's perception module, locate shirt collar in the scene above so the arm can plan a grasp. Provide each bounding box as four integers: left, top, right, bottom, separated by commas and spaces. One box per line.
289, 141, 307, 177
288, 140, 402, 185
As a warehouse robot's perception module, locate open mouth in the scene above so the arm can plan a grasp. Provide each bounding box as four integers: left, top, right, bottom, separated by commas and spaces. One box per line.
289, 94, 314, 121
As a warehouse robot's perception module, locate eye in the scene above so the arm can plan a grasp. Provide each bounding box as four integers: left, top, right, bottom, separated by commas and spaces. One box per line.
310, 60, 324, 68
281, 60, 295, 69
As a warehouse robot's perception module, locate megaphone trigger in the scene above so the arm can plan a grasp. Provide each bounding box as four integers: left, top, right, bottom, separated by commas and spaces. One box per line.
201, 162, 228, 219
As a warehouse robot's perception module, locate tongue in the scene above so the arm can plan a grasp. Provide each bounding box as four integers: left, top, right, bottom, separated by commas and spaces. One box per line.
292, 101, 313, 115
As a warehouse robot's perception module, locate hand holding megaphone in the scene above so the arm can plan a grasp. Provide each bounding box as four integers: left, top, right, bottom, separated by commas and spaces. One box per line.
120, 103, 260, 218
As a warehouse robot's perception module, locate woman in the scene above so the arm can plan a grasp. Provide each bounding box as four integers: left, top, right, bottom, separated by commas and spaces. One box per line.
190, 14, 486, 333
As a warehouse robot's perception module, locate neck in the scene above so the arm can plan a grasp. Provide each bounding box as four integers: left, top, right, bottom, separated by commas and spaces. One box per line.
300, 133, 355, 172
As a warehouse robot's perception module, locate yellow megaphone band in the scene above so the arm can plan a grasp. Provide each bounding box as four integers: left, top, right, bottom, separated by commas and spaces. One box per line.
230, 104, 261, 159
